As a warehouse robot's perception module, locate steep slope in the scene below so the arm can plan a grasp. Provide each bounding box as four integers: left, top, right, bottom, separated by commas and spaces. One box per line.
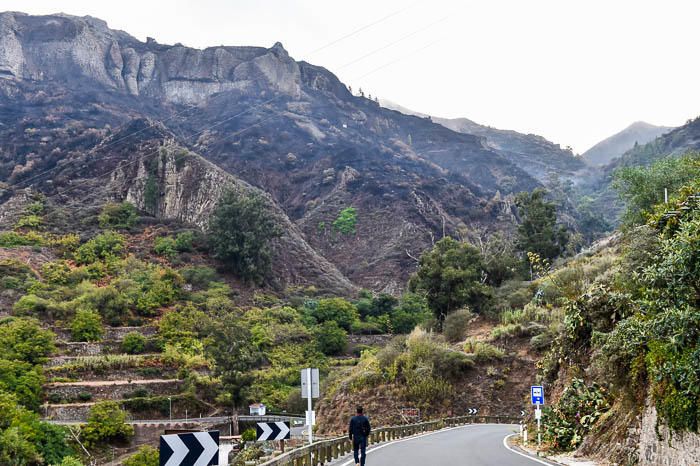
381, 99, 585, 181
582, 121, 673, 166
0, 11, 549, 292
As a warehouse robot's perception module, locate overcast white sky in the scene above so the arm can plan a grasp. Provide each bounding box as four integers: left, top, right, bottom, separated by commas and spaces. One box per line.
4, 0, 700, 153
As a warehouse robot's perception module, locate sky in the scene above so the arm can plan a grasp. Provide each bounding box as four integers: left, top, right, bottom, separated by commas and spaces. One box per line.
3, 0, 700, 153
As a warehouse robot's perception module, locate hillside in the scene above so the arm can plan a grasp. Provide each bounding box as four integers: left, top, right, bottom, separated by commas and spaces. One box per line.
380, 99, 586, 181
582, 121, 672, 167
0, 11, 570, 293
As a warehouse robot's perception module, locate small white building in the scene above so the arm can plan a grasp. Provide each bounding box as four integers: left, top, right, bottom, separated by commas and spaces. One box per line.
249, 403, 266, 416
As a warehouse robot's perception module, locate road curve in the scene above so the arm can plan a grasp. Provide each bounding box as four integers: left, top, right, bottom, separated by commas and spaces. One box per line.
331, 424, 556, 466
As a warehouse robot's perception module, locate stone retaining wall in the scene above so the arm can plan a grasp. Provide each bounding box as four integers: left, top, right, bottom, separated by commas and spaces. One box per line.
347, 334, 393, 347
53, 326, 157, 342
47, 379, 183, 402
638, 400, 700, 466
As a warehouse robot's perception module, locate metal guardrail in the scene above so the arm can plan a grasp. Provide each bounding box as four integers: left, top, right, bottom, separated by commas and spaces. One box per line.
257, 415, 520, 466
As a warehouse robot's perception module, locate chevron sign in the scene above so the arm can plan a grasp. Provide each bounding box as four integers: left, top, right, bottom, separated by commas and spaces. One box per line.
159, 431, 219, 466
256, 421, 291, 441
467, 408, 479, 415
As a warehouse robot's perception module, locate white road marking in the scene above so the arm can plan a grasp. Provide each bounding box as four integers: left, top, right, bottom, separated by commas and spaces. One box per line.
502, 434, 555, 465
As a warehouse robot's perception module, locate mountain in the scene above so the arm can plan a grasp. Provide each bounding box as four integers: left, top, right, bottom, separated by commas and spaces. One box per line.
0, 11, 587, 293
380, 99, 586, 181
582, 121, 673, 167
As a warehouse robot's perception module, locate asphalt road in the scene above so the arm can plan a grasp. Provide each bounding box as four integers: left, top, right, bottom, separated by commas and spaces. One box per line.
331, 424, 556, 466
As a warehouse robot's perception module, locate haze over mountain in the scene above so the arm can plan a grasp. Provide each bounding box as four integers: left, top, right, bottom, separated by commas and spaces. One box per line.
582, 121, 673, 166
381, 99, 586, 181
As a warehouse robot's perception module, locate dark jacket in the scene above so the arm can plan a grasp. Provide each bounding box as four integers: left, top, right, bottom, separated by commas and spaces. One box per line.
349, 414, 371, 440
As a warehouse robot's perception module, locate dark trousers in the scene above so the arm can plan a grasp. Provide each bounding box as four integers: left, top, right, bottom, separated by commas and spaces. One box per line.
353, 437, 367, 466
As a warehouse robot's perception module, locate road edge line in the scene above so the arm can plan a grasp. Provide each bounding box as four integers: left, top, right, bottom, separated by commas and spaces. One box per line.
502, 433, 559, 465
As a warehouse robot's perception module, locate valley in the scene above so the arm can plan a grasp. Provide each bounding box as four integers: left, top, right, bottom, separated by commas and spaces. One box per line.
0, 8, 698, 466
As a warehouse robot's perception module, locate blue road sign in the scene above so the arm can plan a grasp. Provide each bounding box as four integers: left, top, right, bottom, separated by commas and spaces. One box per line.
531, 385, 544, 405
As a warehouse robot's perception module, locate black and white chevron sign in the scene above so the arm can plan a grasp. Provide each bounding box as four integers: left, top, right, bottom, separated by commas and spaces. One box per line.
467, 408, 479, 415
159, 431, 219, 466
256, 421, 291, 441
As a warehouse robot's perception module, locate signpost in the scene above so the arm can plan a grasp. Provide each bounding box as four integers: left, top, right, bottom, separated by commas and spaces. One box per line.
467, 408, 478, 415
159, 431, 219, 466
531, 385, 544, 448
301, 368, 319, 444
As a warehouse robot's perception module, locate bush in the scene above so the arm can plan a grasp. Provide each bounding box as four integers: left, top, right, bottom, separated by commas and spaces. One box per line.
74, 231, 125, 265
181, 266, 219, 289
0, 317, 55, 364
315, 321, 348, 355
70, 309, 103, 342
463, 338, 505, 362
122, 332, 147, 354
98, 202, 138, 229
443, 308, 473, 343
174, 232, 195, 252
241, 428, 257, 443
59, 457, 84, 466
81, 401, 134, 448
333, 207, 358, 234
390, 293, 431, 334
153, 236, 177, 259
311, 298, 359, 331
123, 445, 158, 466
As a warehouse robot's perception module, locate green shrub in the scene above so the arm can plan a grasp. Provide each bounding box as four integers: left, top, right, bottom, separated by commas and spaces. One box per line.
490, 323, 529, 340
123, 445, 158, 466
241, 428, 257, 442
122, 332, 147, 354
543, 378, 610, 451
311, 298, 359, 331
58, 457, 84, 466
181, 266, 219, 288
81, 401, 134, 448
15, 214, 42, 229
333, 207, 358, 234
443, 308, 473, 343
78, 391, 92, 402
0, 231, 43, 247
174, 232, 195, 252
70, 309, 103, 342
0, 317, 55, 364
74, 231, 125, 264
463, 338, 505, 361
315, 321, 348, 355
154, 236, 177, 259
98, 202, 138, 229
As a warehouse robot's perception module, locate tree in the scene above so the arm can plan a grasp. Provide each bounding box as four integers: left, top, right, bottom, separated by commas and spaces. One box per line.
614, 153, 700, 226
0, 317, 55, 365
205, 313, 261, 407
390, 293, 431, 334
208, 190, 282, 284
311, 298, 359, 331
515, 188, 568, 262
314, 321, 348, 355
81, 401, 134, 448
70, 309, 103, 342
480, 232, 521, 286
408, 237, 490, 324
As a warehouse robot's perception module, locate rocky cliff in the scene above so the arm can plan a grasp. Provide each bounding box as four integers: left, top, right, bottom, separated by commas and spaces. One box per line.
0, 12, 582, 292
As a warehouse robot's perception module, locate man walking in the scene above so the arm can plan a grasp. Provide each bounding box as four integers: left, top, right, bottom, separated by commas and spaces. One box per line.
349, 406, 371, 466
